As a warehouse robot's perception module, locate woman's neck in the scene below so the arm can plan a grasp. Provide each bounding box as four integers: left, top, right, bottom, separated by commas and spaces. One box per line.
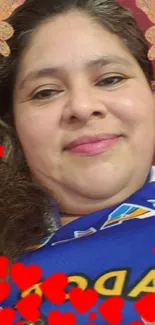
60, 213, 80, 226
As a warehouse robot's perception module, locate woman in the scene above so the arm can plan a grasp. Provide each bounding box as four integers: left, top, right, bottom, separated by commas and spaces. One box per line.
0, 0, 155, 323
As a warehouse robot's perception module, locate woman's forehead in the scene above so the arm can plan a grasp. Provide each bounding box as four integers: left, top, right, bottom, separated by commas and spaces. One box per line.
18, 11, 137, 81
26, 11, 127, 54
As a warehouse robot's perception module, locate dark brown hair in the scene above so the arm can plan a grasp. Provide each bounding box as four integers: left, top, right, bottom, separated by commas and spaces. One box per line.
0, 0, 154, 261
0, 121, 57, 262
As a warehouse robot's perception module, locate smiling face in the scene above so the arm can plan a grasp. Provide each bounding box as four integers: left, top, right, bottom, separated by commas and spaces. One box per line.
13, 10, 155, 214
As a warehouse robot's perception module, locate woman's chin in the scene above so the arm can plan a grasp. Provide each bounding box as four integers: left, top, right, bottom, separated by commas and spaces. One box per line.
71, 173, 123, 200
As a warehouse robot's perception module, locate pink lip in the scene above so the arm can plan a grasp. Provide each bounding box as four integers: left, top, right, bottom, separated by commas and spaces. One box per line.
65, 134, 120, 156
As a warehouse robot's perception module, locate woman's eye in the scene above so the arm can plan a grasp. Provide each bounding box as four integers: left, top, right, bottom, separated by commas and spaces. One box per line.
96, 76, 125, 87
32, 89, 63, 100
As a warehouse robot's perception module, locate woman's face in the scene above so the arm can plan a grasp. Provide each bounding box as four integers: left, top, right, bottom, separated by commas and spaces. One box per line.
13, 10, 155, 214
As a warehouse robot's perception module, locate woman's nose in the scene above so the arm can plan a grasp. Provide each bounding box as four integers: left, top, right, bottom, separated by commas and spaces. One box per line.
63, 83, 108, 123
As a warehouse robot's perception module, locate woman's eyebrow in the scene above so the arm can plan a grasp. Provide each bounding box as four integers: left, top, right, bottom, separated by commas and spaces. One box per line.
18, 54, 133, 90
87, 54, 133, 69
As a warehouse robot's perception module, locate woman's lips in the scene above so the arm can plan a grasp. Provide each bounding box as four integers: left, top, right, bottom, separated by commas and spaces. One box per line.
65, 134, 120, 156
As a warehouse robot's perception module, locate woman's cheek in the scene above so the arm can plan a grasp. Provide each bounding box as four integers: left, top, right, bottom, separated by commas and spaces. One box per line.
17, 107, 56, 140
112, 94, 153, 123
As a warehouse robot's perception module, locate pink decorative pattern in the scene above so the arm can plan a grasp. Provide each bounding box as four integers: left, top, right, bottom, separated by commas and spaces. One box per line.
0, 0, 25, 56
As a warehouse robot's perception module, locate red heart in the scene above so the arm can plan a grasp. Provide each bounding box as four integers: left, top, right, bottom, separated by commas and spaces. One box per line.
0, 307, 16, 325
0, 145, 4, 157
41, 272, 68, 304
10, 262, 42, 291
69, 287, 98, 314
0, 282, 10, 303
0, 256, 9, 278
134, 293, 155, 322
16, 293, 42, 322
48, 310, 76, 325
98, 296, 124, 325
